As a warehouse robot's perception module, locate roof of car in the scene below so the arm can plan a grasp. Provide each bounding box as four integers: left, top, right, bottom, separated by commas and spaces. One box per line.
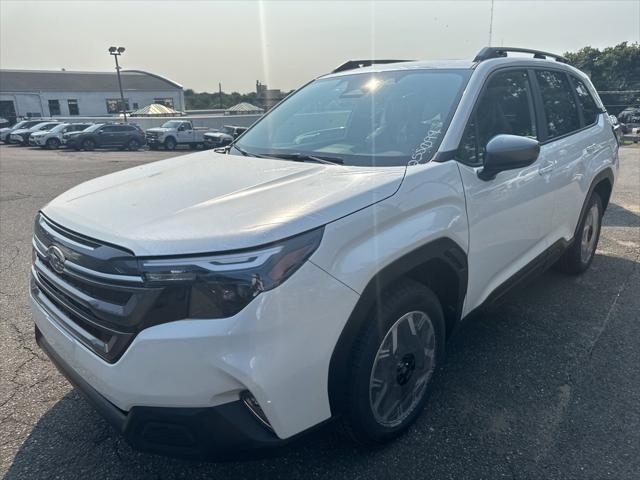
322, 55, 576, 79
323, 59, 474, 78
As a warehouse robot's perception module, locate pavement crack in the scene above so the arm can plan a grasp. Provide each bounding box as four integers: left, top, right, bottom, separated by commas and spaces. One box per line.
586, 251, 639, 358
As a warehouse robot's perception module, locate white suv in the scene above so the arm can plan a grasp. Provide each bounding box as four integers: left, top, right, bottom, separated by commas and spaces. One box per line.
30, 47, 617, 458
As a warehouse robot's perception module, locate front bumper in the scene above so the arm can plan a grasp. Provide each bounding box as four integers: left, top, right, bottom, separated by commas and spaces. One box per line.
146, 136, 163, 145
31, 260, 359, 454
35, 325, 285, 459
10, 133, 26, 144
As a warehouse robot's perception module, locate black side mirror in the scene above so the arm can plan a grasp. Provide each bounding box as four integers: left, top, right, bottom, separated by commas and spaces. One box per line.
478, 134, 540, 181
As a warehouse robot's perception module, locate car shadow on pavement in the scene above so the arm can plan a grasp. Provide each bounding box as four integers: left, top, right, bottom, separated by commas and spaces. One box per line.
5, 253, 640, 480
603, 202, 640, 228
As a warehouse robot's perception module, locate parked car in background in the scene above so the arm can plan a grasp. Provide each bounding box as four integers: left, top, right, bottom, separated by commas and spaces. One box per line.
10, 121, 61, 146
1, 119, 49, 143
203, 125, 248, 149
0, 118, 9, 129
68, 123, 145, 151
609, 115, 623, 143
146, 120, 216, 150
618, 107, 640, 134
30, 123, 93, 149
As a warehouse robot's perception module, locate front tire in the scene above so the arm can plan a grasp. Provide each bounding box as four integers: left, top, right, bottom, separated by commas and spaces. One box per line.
341, 279, 445, 445
555, 192, 603, 275
164, 137, 177, 150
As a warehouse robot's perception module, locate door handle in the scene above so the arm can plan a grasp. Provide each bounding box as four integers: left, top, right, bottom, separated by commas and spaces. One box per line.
538, 160, 555, 175
585, 143, 599, 154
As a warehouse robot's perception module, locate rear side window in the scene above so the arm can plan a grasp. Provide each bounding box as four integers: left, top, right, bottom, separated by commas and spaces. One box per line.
458, 69, 536, 166
535, 70, 580, 140
571, 77, 600, 126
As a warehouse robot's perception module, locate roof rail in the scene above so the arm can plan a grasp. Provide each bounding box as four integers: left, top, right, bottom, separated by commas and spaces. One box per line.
331, 59, 414, 74
473, 47, 569, 64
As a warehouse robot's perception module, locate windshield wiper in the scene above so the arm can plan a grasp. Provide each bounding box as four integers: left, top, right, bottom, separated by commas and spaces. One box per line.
230, 144, 265, 158
229, 146, 343, 165
269, 153, 344, 165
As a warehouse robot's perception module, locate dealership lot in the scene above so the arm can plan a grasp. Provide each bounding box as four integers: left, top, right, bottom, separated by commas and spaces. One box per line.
1, 145, 639, 479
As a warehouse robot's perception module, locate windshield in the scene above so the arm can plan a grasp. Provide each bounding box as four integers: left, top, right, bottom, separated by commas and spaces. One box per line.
31, 122, 54, 131
220, 126, 234, 135
161, 121, 184, 129
84, 124, 104, 133
235, 69, 470, 166
11, 121, 28, 129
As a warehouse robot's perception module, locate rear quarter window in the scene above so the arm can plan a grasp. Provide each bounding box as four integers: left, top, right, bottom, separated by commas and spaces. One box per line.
535, 70, 581, 140
571, 77, 601, 126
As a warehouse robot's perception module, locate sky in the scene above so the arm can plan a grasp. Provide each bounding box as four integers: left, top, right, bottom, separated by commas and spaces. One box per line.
1, 0, 638, 93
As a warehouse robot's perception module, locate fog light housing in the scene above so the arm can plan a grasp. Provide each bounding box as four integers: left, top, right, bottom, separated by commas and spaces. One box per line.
240, 391, 273, 431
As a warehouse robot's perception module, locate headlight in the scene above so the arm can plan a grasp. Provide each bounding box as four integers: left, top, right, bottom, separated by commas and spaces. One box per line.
139, 227, 323, 318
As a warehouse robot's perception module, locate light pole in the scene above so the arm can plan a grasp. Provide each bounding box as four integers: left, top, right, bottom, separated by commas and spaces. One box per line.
108, 46, 127, 122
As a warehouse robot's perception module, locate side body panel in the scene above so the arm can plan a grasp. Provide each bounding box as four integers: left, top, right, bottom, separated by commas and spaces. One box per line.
457, 155, 556, 315
546, 116, 618, 243
311, 160, 469, 295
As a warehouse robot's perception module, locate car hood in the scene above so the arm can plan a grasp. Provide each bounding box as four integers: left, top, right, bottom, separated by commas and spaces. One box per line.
31, 131, 47, 137
0, 127, 11, 134
146, 127, 172, 133
42, 151, 406, 255
11, 129, 30, 135
204, 132, 229, 138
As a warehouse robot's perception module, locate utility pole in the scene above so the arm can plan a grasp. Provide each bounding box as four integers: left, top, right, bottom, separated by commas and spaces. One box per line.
488, 0, 495, 46
108, 46, 127, 122
219, 83, 223, 109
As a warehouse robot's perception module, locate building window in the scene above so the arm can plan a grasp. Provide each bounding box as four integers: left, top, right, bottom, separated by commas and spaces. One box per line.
67, 99, 79, 116
48, 100, 61, 116
154, 98, 174, 108
106, 98, 130, 114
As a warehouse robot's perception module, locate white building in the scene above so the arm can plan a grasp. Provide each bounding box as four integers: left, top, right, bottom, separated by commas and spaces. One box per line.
0, 69, 184, 123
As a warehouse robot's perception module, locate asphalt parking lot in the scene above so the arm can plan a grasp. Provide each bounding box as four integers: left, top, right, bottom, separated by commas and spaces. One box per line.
1, 144, 639, 479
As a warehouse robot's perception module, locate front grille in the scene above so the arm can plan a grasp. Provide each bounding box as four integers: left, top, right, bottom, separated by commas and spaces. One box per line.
31, 213, 166, 363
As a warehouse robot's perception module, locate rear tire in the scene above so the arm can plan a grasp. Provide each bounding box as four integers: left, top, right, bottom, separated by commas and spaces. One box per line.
46, 138, 60, 150
82, 139, 96, 151
554, 192, 603, 275
341, 279, 445, 445
127, 139, 141, 151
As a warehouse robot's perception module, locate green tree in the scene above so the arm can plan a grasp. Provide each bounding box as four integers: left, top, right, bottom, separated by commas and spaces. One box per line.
564, 42, 640, 115
184, 88, 261, 110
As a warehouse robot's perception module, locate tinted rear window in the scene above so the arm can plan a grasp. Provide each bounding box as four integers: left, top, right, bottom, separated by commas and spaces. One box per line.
535, 70, 580, 140
571, 77, 600, 126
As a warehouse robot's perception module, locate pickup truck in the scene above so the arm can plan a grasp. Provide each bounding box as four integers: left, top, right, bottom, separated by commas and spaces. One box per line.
146, 120, 216, 150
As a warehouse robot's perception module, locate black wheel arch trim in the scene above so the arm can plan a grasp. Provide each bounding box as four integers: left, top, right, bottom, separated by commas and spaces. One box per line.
327, 237, 468, 416
575, 167, 614, 238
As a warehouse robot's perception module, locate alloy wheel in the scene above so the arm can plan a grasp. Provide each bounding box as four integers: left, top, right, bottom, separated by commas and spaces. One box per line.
369, 310, 436, 428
